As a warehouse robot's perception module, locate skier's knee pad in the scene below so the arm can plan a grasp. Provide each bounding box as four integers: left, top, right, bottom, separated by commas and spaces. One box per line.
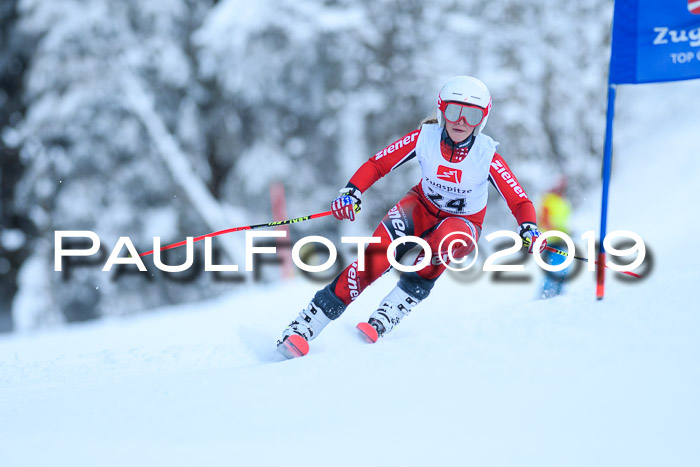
397, 271, 436, 301
314, 285, 348, 320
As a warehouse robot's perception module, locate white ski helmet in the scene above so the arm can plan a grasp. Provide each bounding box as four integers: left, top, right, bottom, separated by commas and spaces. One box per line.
437, 76, 492, 136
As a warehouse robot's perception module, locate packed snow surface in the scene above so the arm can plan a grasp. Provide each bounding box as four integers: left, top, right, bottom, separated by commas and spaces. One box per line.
1, 83, 699, 466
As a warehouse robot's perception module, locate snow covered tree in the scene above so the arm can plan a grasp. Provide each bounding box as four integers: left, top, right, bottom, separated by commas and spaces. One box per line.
0, 0, 32, 330
194, 0, 611, 229
9, 0, 237, 328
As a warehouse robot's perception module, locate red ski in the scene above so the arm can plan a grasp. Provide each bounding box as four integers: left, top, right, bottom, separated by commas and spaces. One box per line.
277, 334, 309, 359
356, 322, 379, 343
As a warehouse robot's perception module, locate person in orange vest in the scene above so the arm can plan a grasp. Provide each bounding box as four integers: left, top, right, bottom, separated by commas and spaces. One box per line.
538, 176, 572, 299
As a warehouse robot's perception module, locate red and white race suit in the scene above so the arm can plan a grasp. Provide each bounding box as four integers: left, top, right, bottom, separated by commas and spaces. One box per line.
330, 123, 537, 305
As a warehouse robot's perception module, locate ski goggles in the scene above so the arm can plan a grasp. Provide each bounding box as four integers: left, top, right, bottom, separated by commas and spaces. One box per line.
439, 100, 488, 127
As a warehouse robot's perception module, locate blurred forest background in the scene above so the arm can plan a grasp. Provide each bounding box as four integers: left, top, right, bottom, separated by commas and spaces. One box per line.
0, 0, 612, 331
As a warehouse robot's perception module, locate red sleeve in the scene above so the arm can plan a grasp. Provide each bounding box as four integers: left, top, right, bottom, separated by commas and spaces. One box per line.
489, 153, 537, 225
348, 129, 420, 193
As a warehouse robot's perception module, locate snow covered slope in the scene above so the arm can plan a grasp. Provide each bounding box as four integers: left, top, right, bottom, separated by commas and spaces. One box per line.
1, 81, 699, 467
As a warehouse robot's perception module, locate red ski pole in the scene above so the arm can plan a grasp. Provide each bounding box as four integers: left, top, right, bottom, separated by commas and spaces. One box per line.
140, 210, 333, 257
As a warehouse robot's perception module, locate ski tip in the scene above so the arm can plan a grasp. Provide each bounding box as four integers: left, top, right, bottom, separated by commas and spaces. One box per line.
277, 334, 309, 359
356, 322, 379, 343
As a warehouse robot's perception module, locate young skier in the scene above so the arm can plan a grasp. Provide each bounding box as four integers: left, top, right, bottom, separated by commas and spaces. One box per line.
277, 76, 546, 358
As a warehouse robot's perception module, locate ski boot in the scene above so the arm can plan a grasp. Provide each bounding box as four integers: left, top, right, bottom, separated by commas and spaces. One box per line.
277, 285, 347, 358
357, 272, 435, 343
277, 301, 330, 358
357, 285, 421, 343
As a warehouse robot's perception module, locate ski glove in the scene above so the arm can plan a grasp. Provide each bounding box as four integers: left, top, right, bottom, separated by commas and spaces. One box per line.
331, 187, 362, 221
519, 222, 547, 254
